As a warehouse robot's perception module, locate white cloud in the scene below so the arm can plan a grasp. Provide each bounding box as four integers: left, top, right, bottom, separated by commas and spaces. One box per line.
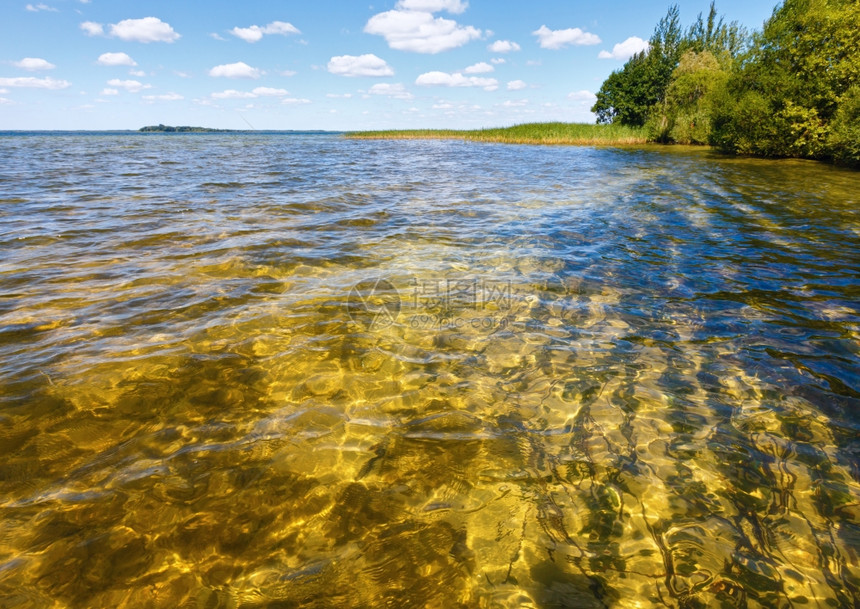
568, 90, 597, 103
0, 97, 13, 105
368, 83, 414, 99
0, 76, 70, 89
501, 99, 528, 107
326, 93, 353, 98
143, 92, 183, 101
365, 10, 481, 54
327, 54, 394, 77
282, 97, 311, 105
110, 17, 179, 43
210, 32, 226, 41
106, 78, 151, 93
395, 0, 468, 13
488, 40, 520, 53
13, 57, 55, 71
129, 69, 146, 77
211, 87, 288, 100
280, 70, 297, 77
80, 21, 103, 36
0, 88, 7, 94
598, 36, 649, 60
533, 25, 600, 49
464, 61, 493, 74
415, 71, 498, 91
507, 79, 527, 91
230, 21, 300, 43
97, 52, 136, 66
490, 57, 506, 65
212, 89, 257, 99
100, 88, 119, 95
252, 87, 288, 96
209, 62, 262, 79
26, 3, 57, 12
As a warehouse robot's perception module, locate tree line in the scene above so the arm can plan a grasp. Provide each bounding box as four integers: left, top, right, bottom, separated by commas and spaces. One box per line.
591, 0, 860, 167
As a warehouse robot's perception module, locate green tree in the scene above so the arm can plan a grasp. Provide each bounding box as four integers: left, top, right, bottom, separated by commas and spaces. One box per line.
591, 5, 683, 127
827, 86, 860, 167
647, 50, 730, 143
711, 0, 860, 158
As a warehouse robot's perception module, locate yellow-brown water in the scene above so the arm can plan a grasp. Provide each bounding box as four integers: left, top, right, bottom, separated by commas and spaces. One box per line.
0, 134, 858, 608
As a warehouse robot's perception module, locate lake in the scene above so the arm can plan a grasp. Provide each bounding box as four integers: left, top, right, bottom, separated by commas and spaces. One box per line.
0, 134, 858, 608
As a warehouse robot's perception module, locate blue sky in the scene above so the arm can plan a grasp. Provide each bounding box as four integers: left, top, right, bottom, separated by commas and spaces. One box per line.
1, 0, 776, 130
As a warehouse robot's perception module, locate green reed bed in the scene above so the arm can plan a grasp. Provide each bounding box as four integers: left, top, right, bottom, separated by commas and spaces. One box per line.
346, 122, 648, 145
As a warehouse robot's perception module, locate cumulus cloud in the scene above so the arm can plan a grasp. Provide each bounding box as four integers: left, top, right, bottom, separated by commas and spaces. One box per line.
97, 52, 136, 66
80, 21, 103, 36
110, 17, 179, 43
568, 90, 597, 103
533, 25, 600, 49
507, 79, 526, 90
598, 36, 649, 60
212, 89, 256, 99
81, 17, 179, 42
395, 0, 468, 13
488, 40, 520, 53
143, 92, 183, 101
129, 69, 146, 77
211, 87, 290, 99
365, 10, 481, 54
327, 54, 394, 77
252, 87, 289, 97
464, 62, 493, 74
209, 62, 263, 79
282, 97, 311, 105
106, 78, 151, 93
26, 3, 57, 12
230, 21, 300, 43
0, 76, 70, 89
100, 88, 119, 95
491, 57, 506, 65
368, 83, 414, 99
13, 57, 55, 70
415, 71, 498, 91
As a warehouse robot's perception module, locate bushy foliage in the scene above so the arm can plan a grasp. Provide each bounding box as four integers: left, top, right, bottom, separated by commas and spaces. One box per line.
827, 86, 860, 167
593, 0, 860, 167
647, 50, 730, 144
710, 0, 860, 159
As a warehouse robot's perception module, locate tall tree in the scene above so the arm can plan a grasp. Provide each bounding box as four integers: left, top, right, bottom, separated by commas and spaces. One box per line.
711, 0, 860, 160
591, 6, 683, 127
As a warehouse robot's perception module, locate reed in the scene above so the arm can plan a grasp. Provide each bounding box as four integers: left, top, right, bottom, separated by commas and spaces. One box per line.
345, 122, 648, 145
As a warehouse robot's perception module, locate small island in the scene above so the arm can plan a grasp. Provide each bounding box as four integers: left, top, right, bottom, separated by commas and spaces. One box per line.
139, 124, 240, 133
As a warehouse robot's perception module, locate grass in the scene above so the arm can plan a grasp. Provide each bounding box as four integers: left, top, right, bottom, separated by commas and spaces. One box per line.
345, 122, 648, 146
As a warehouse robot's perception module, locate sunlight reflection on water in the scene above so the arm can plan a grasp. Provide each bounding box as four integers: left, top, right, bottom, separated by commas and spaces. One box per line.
0, 134, 858, 608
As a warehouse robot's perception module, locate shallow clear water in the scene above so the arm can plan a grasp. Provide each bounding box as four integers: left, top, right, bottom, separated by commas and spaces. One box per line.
0, 134, 858, 608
